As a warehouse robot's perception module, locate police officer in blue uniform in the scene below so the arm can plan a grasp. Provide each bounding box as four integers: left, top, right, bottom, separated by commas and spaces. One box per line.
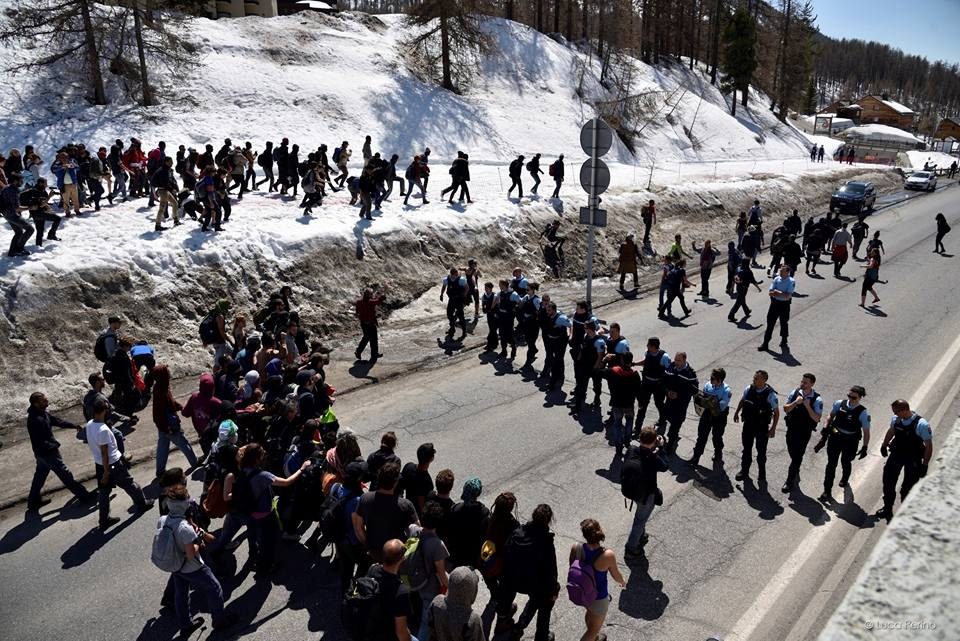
518, 282, 542, 366
636, 337, 671, 434
494, 279, 521, 359
440, 267, 468, 340
734, 370, 780, 486
781, 373, 823, 493
688, 368, 733, 467
480, 282, 498, 352
813, 385, 870, 503
876, 399, 934, 523
541, 302, 570, 390
661, 352, 699, 455
571, 320, 606, 415
759, 264, 795, 352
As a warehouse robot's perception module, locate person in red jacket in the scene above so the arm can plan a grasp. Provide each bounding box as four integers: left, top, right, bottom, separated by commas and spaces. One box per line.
355, 286, 386, 362
152, 364, 199, 478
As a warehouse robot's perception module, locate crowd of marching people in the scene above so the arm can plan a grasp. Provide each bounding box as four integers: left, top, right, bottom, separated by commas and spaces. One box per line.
1, 135, 575, 259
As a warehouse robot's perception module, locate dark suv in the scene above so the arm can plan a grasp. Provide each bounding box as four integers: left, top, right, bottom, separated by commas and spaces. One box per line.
830, 181, 877, 214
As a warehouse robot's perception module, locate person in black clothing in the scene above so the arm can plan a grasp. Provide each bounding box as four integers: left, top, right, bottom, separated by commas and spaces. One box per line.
570, 320, 604, 415
499, 504, 558, 641
18, 178, 61, 246
782, 235, 803, 276
283, 144, 300, 198
440, 151, 472, 203
636, 337, 669, 432
446, 476, 489, 569
934, 212, 951, 254
728, 258, 762, 322
527, 153, 544, 194
273, 139, 290, 193
781, 373, 822, 493
661, 353, 699, 455
507, 155, 524, 199
784, 208, 802, 237
400, 442, 435, 517
257, 141, 275, 191
107, 337, 142, 416
440, 267, 468, 340
215, 138, 232, 167
734, 370, 780, 485
26, 392, 95, 511
621, 427, 669, 558
481, 282, 498, 352
813, 385, 870, 503
152, 157, 180, 232
366, 539, 416, 641
549, 155, 564, 199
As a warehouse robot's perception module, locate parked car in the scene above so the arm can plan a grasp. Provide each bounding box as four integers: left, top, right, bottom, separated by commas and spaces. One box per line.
905, 171, 937, 192
830, 181, 877, 213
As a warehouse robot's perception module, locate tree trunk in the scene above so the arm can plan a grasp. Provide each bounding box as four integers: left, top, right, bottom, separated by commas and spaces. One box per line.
554, 0, 560, 33
597, 2, 605, 59
440, 13, 453, 90
709, 0, 722, 84
741, 82, 749, 107
652, 0, 660, 64
536, 0, 544, 32
565, 0, 574, 41
133, 7, 153, 107
79, 0, 107, 105
640, 0, 651, 63
505, 0, 513, 21
581, 0, 589, 41
730, 89, 737, 116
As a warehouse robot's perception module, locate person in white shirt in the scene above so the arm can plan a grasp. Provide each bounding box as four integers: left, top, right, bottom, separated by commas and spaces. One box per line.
86, 398, 152, 530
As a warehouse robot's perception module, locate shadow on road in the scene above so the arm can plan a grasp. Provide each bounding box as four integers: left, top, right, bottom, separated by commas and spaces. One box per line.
739, 479, 785, 520
61, 508, 148, 569
0, 498, 97, 556
618, 555, 669, 621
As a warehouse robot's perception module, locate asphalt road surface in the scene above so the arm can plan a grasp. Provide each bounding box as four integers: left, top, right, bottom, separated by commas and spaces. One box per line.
1, 185, 958, 641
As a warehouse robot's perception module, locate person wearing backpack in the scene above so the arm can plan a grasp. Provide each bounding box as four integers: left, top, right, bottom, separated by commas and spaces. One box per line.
334, 141, 351, 189
620, 427, 668, 560
201, 299, 233, 373
428, 565, 485, 641
321, 460, 369, 591
549, 155, 564, 199
96, 315, 123, 363
154, 483, 237, 637
343, 538, 415, 641
403, 155, 429, 206
257, 141, 275, 191
499, 504, 559, 641
507, 155, 524, 199
527, 153, 544, 194
106, 337, 142, 416
568, 519, 625, 641
410, 501, 450, 641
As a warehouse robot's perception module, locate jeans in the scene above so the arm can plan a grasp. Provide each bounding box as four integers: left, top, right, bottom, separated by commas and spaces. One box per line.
530, 172, 541, 193
357, 321, 379, 357
96, 460, 147, 524
248, 513, 280, 572
5, 213, 32, 255
405, 177, 426, 203
499, 590, 554, 641
259, 165, 275, 190
507, 176, 523, 197
610, 406, 635, 448
626, 493, 656, 548
112, 172, 128, 200
156, 429, 199, 477
31, 209, 62, 244
207, 511, 251, 557
551, 179, 562, 199
417, 589, 438, 641
173, 565, 226, 629
29, 451, 89, 508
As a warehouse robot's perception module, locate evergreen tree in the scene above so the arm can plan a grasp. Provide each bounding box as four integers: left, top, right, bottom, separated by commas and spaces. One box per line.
720, 5, 757, 116
406, 0, 491, 92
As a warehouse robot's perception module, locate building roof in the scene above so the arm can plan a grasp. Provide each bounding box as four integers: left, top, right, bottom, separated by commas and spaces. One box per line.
844, 124, 923, 145
871, 96, 914, 115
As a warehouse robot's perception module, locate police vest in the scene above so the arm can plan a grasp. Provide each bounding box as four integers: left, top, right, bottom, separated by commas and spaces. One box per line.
579, 335, 602, 365
741, 385, 776, 427
833, 402, 866, 437
544, 316, 567, 342
496, 291, 516, 318
447, 278, 466, 301
519, 295, 540, 321
606, 335, 626, 355
642, 350, 666, 382
510, 277, 527, 295
785, 390, 820, 432
481, 292, 496, 315
891, 414, 926, 458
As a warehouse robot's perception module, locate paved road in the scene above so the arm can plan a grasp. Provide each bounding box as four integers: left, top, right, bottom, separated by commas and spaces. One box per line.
1, 185, 958, 641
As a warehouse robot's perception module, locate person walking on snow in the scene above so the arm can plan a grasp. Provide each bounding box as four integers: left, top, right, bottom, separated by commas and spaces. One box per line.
527, 153, 544, 195
508, 155, 524, 199
549, 155, 564, 199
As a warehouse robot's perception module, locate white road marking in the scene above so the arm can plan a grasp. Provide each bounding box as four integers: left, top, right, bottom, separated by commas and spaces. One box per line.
726, 327, 960, 641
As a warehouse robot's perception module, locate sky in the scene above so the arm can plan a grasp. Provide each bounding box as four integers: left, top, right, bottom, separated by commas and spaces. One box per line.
809, 0, 960, 65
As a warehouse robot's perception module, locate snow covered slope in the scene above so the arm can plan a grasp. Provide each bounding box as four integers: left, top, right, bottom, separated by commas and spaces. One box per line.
1, 10, 814, 166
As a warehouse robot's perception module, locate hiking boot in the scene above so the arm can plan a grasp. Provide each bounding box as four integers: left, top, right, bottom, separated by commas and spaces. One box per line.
137, 499, 155, 514
735, 469, 748, 481
179, 616, 203, 638
818, 491, 832, 503
876, 507, 893, 523
687, 455, 700, 467
99, 516, 120, 531
838, 477, 849, 488
27, 497, 52, 511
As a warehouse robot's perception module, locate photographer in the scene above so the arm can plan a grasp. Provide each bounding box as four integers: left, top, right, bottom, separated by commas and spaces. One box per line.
620, 426, 669, 560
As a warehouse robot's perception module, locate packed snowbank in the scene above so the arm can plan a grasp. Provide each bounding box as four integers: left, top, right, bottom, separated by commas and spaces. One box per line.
843, 124, 924, 146
904, 150, 958, 170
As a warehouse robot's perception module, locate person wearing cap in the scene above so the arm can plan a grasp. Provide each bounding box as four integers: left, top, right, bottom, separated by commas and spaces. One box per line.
618, 233, 642, 291
447, 477, 489, 569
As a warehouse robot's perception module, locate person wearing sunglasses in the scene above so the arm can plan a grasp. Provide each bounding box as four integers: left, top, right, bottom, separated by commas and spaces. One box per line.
813, 386, 870, 503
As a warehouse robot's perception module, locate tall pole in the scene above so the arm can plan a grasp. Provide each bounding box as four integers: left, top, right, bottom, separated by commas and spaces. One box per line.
586, 119, 599, 305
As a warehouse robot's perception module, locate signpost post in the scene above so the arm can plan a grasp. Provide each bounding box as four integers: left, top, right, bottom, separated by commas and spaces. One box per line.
579, 118, 613, 304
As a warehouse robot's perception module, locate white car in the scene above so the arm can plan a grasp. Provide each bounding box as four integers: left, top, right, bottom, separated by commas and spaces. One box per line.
905, 171, 937, 192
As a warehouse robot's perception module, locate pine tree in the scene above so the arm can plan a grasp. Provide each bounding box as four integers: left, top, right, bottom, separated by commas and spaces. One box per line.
406, 0, 491, 92
720, 5, 757, 116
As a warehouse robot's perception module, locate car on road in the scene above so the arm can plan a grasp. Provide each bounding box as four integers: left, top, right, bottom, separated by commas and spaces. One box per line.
905, 170, 937, 192
830, 181, 877, 214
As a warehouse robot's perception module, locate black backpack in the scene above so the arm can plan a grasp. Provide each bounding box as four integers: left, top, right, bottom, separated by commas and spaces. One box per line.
199, 314, 218, 345
619, 452, 648, 503
503, 526, 539, 594
94, 332, 110, 362
341, 575, 383, 640
318, 488, 352, 542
